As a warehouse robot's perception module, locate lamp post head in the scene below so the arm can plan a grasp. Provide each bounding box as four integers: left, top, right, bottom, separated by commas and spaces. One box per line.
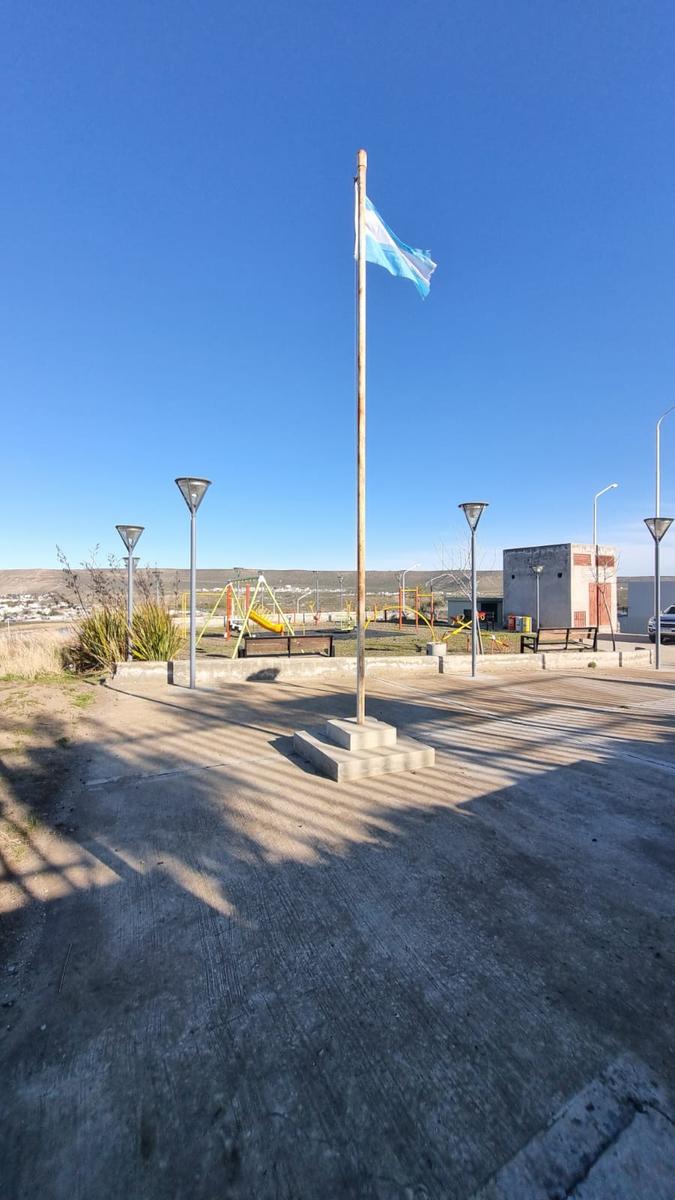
175, 477, 212, 514
116, 525, 144, 552
644, 516, 673, 543
595, 482, 619, 502
459, 502, 488, 531
532, 564, 544, 575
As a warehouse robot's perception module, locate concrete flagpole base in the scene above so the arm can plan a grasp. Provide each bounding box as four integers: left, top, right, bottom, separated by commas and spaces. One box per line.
293, 716, 434, 783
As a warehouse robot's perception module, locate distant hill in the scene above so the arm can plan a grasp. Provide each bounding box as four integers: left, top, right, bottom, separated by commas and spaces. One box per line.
0, 566, 504, 599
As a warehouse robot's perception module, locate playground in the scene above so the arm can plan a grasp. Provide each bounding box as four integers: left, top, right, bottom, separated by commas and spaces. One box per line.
184, 574, 522, 660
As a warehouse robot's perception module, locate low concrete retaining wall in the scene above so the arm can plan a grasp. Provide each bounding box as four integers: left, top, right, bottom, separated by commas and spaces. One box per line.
440, 648, 652, 674
113, 661, 170, 679
113, 646, 652, 685
168, 655, 439, 687
440, 653, 542, 674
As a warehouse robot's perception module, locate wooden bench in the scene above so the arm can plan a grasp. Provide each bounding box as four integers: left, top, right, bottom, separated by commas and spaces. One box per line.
521, 626, 598, 653
238, 634, 335, 659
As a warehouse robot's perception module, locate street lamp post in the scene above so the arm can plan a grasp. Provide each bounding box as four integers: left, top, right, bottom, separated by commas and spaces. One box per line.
592, 483, 619, 545
175, 478, 212, 689
532, 564, 543, 631
459, 503, 489, 678
655, 406, 674, 619
116, 525, 144, 660
656, 406, 675, 517
337, 574, 345, 613
398, 562, 420, 627
314, 570, 320, 615
644, 516, 673, 671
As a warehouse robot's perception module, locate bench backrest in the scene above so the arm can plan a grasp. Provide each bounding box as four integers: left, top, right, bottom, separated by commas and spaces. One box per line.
537, 628, 569, 644
289, 636, 333, 654
244, 637, 289, 656
241, 634, 334, 657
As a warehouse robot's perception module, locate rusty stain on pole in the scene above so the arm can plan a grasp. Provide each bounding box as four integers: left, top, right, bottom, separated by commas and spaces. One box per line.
356, 148, 367, 724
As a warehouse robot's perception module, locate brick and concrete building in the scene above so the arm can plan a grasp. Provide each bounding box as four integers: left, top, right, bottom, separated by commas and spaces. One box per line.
503, 543, 618, 632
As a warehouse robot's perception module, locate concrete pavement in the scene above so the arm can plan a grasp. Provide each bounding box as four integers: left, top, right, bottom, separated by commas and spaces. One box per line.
2, 665, 674, 1198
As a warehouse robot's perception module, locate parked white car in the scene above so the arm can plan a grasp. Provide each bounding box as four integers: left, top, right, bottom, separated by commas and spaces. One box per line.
648, 604, 675, 643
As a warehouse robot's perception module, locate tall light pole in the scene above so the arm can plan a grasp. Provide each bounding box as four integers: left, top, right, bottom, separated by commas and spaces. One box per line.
644, 516, 673, 671
656, 405, 675, 517
399, 561, 420, 610
459, 503, 488, 678
592, 482, 618, 545
655, 407, 674, 620
314, 569, 320, 614
532, 564, 543, 631
116, 525, 144, 660
175, 478, 211, 689
297, 587, 312, 620
337, 574, 345, 612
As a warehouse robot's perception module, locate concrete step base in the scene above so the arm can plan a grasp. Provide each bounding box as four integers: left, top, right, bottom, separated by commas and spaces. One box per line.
324, 716, 397, 751
293, 723, 435, 782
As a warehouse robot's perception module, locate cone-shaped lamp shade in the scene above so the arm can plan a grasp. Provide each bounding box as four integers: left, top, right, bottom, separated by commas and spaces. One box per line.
532, 564, 544, 574
644, 516, 673, 543
458, 501, 489, 531
116, 524, 144, 551
175, 477, 212, 514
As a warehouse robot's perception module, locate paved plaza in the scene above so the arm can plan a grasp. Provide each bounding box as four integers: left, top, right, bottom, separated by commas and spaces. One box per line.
2, 664, 674, 1198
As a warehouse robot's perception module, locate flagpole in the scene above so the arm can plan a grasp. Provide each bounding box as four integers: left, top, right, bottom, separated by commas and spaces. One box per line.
356, 148, 367, 725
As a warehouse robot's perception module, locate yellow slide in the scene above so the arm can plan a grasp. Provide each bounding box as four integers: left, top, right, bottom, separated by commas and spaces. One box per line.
249, 609, 285, 634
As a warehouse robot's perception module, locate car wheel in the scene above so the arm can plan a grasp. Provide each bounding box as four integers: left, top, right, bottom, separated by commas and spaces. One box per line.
648, 634, 655, 643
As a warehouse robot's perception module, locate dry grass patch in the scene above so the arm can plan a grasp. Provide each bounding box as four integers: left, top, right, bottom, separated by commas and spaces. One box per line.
0, 629, 71, 680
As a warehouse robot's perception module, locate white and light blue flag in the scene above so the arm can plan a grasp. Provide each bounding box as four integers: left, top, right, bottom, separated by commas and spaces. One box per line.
358, 195, 437, 299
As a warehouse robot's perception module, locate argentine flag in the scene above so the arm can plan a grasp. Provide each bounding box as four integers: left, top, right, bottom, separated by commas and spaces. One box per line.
360, 195, 437, 299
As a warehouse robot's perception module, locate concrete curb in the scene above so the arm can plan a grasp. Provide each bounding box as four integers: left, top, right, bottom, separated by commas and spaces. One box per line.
167, 655, 439, 687
442, 647, 652, 673
112, 645, 652, 685
112, 661, 170, 679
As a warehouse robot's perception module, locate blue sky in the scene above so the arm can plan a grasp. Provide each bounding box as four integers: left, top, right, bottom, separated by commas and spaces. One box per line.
2, 1, 675, 574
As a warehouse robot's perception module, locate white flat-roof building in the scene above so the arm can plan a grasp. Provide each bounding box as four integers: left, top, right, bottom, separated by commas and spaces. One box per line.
503, 543, 618, 632
621, 577, 675, 635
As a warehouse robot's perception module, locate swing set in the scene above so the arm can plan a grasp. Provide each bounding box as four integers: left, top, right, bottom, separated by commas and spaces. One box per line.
181, 574, 296, 659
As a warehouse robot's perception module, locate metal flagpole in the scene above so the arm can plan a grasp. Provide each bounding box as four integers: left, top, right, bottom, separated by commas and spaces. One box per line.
356, 149, 367, 724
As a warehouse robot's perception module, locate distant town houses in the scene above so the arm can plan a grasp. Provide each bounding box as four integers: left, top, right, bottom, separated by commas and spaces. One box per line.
0, 592, 81, 625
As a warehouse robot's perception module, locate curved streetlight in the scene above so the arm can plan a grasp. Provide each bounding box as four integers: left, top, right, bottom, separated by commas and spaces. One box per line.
592, 483, 618, 546
644, 516, 674, 671
459, 503, 489, 678
116, 525, 144, 660
398, 562, 420, 629
175, 478, 212, 689
295, 587, 313, 626
656, 406, 675, 517
655, 406, 675, 626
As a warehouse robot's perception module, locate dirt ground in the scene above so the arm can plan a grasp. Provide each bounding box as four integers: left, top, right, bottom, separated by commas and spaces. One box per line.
1, 664, 674, 1198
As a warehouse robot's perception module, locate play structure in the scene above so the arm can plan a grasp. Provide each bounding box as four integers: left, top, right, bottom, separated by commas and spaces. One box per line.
396, 586, 438, 630
181, 574, 298, 659
394, 587, 469, 641
179, 575, 506, 661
